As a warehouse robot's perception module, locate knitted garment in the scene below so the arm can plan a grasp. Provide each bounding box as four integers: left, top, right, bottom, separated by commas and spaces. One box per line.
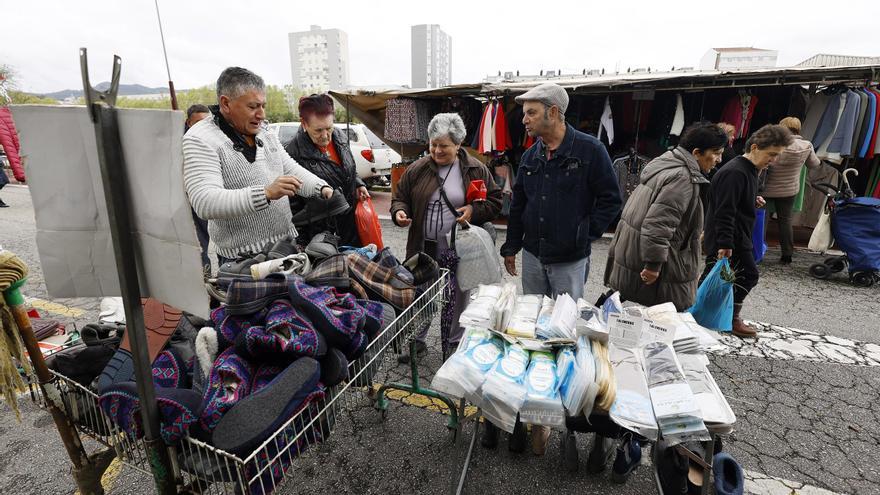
244, 386, 326, 495
210, 305, 269, 351
152, 349, 185, 389
182, 118, 328, 259
199, 348, 255, 433
287, 277, 369, 359
0, 250, 32, 420
240, 300, 324, 361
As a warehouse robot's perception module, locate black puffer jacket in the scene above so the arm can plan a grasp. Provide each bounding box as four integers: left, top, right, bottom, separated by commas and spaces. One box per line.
285, 127, 367, 245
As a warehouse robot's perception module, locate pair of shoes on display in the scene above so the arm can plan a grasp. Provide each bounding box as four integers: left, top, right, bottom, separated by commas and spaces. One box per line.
291, 189, 350, 228
584, 434, 641, 483
217, 236, 301, 281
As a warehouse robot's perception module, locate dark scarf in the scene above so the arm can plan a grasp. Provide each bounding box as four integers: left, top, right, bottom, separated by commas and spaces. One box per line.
210, 105, 257, 163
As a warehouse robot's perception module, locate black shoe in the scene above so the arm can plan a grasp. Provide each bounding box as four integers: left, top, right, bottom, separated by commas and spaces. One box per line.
586, 434, 615, 473
481, 419, 499, 449
0, 198, 8, 208
305, 231, 340, 261
508, 418, 527, 453
396, 341, 427, 364
779, 255, 793, 265
265, 235, 298, 260
217, 253, 266, 280
291, 189, 350, 228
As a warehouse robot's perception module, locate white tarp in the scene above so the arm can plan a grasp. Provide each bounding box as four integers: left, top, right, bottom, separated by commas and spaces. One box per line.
11, 104, 210, 318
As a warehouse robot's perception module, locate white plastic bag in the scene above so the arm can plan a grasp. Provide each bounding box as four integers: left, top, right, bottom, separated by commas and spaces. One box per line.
452, 222, 502, 291
808, 208, 833, 253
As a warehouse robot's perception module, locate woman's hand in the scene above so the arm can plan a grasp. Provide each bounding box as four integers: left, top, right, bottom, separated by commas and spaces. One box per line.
395, 210, 412, 227
455, 204, 473, 224
640, 268, 660, 285
320, 186, 334, 199
357, 186, 370, 202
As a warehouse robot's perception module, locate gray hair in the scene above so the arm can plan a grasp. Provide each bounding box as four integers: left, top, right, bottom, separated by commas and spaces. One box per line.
427, 113, 467, 145
216, 67, 265, 101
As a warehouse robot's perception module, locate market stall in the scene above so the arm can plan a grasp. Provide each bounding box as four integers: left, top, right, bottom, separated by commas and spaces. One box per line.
332, 64, 880, 231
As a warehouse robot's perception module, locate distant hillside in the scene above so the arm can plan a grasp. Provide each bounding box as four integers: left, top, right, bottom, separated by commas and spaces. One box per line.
41, 82, 169, 100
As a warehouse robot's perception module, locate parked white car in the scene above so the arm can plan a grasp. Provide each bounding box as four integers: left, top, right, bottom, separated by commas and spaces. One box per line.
267, 122, 400, 184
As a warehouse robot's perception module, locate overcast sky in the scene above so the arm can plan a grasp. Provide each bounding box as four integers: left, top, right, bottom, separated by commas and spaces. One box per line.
2, 0, 879, 94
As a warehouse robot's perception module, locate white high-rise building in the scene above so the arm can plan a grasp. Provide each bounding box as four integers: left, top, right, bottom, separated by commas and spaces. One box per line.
288, 25, 350, 91
700, 47, 778, 70
411, 24, 451, 89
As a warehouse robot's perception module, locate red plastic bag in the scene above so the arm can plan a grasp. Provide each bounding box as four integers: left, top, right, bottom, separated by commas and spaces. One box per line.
355, 197, 384, 250
466, 179, 487, 203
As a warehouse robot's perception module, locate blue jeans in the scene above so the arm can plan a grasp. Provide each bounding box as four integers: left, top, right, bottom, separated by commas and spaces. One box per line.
521, 249, 590, 300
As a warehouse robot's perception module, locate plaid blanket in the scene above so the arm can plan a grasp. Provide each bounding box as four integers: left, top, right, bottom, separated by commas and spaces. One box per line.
346, 254, 417, 310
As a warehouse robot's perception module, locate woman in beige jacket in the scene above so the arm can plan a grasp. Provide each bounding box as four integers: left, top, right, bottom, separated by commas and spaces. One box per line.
763, 117, 821, 264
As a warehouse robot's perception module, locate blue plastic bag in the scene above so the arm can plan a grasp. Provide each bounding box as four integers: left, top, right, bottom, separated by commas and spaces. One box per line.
687, 258, 734, 332
753, 208, 768, 263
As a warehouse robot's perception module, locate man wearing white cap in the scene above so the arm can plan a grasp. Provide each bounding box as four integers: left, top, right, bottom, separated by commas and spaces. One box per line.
497, 82, 623, 461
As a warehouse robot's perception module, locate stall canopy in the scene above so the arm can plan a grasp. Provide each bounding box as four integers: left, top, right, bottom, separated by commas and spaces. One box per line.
331, 65, 880, 144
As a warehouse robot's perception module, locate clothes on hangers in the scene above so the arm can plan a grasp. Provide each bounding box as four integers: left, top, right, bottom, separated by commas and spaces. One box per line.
669, 94, 685, 137
597, 96, 615, 145
720, 92, 758, 139
611, 152, 650, 205
385, 97, 432, 144
475, 99, 513, 155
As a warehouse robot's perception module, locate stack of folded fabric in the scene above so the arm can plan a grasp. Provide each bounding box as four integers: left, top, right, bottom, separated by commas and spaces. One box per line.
519, 351, 566, 428
505, 295, 541, 339
534, 296, 555, 339
459, 285, 503, 329
431, 328, 504, 402
543, 294, 578, 341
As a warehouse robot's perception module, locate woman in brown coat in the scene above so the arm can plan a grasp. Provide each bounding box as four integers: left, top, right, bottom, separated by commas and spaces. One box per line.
604, 122, 729, 310
391, 112, 502, 360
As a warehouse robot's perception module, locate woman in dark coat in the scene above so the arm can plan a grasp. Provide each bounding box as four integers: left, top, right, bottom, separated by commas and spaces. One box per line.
605, 122, 728, 310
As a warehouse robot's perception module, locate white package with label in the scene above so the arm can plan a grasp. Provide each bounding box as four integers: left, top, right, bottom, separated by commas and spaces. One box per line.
547, 293, 578, 340
481, 343, 531, 433
520, 351, 566, 428
643, 340, 710, 445
505, 294, 542, 339
607, 314, 658, 440
491, 283, 518, 332
534, 296, 556, 339
431, 328, 503, 400
576, 299, 608, 343
678, 353, 736, 430
460, 285, 503, 329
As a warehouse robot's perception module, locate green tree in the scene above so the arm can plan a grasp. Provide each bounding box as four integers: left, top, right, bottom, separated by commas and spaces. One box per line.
8, 91, 58, 105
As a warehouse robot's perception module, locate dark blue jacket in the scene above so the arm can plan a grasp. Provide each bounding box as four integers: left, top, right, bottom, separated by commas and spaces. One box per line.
501, 125, 622, 264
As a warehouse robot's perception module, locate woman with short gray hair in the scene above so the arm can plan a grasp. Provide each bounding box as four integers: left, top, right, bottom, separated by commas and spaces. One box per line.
391, 112, 502, 361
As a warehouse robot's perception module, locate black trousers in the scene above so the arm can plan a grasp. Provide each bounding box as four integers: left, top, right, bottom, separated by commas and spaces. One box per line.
701, 248, 759, 305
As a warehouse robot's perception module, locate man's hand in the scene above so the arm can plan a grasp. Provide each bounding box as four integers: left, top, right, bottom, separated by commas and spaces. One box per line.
717, 248, 733, 259
503, 255, 518, 276
756, 195, 766, 208
640, 268, 660, 285
320, 186, 334, 199
395, 210, 412, 227
357, 186, 370, 202
455, 204, 473, 224
266, 176, 303, 200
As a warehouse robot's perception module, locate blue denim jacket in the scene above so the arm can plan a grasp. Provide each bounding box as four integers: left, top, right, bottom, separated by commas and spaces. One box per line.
501, 125, 622, 264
